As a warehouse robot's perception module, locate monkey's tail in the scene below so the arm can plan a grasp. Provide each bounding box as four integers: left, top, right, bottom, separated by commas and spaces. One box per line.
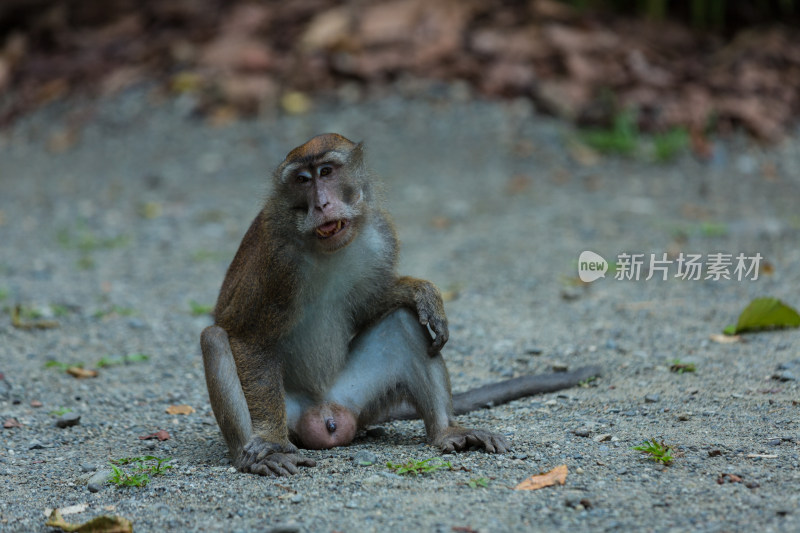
385, 365, 602, 421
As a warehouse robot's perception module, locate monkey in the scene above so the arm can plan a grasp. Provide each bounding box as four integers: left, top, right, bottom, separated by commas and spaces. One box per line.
201, 133, 601, 476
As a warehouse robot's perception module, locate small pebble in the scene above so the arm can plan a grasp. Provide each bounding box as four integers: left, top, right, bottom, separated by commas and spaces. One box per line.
345, 501, 358, 509
573, 428, 591, 438
512, 453, 528, 460
55, 412, 81, 428
552, 362, 569, 372
677, 412, 692, 421
765, 438, 781, 446
290, 494, 303, 504
80, 463, 96, 473
644, 394, 660, 403
87, 469, 113, 493
593, 434, 612, 443
28, 440, 45, 450
352, 450, 378, 466
366, 427, 387, 438
772, 371, 795, 382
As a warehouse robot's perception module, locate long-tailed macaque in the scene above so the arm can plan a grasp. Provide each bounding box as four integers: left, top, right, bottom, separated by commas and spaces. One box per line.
201, 133, 601, 476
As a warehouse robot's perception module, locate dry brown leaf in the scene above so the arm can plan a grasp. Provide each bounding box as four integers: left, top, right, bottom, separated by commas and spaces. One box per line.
506, 174, 532, 195
166, 405, 195, 415
45, 509, 133, 533
3, 418, 22, 429
301, 7, 354, 52
43, 503, 88, 517
717, 473, 743, 484
709, 334, 742, 344
11, 305, 60, 330
514, 464, 568, 491
138, 430, 171, 441
67, 367, 98, 379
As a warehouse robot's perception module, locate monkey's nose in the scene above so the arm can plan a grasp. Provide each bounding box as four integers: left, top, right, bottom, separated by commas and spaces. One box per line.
325, 417, 336, 433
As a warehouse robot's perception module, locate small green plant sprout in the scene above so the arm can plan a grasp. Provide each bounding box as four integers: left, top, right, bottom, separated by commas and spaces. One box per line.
386, 458, 452, 476
44, 360, 83, 371
467, 477, 489, 489
651, 127, 689, 162
92, 305, 137, 319
578, 376, 598, 387
108, 456, 173, 488
632, 438, 674, 466
580, 111, 638, 156
49, 407, 73, 416
189, 300, 213, 316
96, 353, 150, 368
669, 359, 696, 374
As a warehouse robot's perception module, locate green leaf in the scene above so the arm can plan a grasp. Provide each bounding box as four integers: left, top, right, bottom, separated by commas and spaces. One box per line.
725, 298, 800, 335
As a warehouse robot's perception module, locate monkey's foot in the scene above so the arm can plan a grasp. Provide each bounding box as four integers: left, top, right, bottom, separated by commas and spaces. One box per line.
238, 437, 316, 476
435, 427, 510, 454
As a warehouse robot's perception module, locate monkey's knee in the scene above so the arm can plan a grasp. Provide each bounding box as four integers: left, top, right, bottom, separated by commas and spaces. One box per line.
294, 403, 357, 450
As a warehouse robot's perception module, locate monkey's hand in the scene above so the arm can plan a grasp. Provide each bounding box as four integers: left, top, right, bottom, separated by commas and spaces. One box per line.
238, 437, 316, 476
435, 427, 510, 454
399, 277, 449, 354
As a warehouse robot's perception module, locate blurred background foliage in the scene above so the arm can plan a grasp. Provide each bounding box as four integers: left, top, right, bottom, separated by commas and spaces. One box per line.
1, 0, 798, 143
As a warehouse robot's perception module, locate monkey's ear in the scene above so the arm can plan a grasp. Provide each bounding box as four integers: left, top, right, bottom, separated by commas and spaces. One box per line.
350, 142, 366, 164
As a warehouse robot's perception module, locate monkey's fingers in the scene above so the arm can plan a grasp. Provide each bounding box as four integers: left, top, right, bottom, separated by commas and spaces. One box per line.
427, 319, 449, 355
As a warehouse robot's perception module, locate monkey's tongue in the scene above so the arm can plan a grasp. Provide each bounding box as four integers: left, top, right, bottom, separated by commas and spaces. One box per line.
315, 220, 344, 238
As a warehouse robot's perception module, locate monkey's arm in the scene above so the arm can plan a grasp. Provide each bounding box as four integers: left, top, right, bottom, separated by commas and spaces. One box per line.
384, 365, 602, 420
388, 276, 449, 353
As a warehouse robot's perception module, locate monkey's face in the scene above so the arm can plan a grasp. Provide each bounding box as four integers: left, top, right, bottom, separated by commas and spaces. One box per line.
276, 134, 368, 254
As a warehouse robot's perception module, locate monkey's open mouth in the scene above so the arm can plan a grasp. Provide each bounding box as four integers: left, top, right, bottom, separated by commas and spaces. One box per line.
315, 219, 348, 239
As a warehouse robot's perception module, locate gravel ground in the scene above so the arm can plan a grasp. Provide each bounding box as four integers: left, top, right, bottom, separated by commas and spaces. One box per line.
1, 87, 799, 532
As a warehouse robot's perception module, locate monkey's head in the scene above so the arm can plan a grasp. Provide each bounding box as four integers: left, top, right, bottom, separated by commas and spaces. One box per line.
274, 133, 370, 254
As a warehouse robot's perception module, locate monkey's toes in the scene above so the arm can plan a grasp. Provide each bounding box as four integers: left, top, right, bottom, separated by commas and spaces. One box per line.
246, 453, 316, 476
239, 437, 316, 476
437, 428, 510, 454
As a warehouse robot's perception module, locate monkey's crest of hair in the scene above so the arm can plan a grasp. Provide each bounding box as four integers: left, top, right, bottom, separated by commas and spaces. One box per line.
274, 133, 366, 185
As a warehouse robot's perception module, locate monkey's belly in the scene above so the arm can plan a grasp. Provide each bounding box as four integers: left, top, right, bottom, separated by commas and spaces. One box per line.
279, 318, 353, 401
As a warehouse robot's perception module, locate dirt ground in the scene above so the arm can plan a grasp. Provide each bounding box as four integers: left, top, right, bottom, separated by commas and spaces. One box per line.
1, 88, 799, 532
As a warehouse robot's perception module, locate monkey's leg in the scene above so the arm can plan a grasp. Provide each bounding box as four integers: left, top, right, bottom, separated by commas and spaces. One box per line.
201, 326, 316, 475
326, 308, 509, 453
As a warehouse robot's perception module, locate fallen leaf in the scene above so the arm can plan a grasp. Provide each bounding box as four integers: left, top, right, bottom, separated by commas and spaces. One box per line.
3, 418, 22, 429
514, 464, 568, 490
166, 405, 195, 415
506, 174, 532, 195
67, 367, 98, 379
138, 430, 170, 441
724, 297, 800, 335
43, 504, 88, 517
46, 509, 133, 533
717, 473, 743, 484
11, 305, 59, 330
280, 91, 311, 115
709, 333, 742, 344
430, 216, 450, 229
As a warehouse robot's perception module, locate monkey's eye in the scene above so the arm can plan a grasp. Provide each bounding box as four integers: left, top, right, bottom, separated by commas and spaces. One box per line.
296, 172, 312, 185
318, 165, 333, 177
